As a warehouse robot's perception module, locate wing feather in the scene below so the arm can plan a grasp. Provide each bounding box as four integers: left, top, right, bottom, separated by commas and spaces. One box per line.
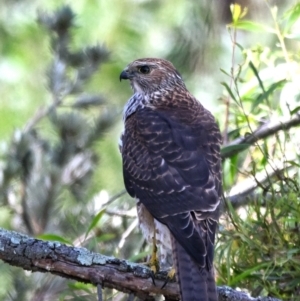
122, 94, 221, 268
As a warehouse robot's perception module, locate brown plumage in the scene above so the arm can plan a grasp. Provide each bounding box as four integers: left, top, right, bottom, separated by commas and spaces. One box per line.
119, 58, 222, 301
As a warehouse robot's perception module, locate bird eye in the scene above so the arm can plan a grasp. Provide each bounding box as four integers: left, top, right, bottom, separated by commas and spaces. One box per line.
138, 65, 150, 74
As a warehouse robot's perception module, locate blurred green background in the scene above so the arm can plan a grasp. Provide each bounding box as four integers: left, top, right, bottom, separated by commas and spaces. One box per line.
1, 0, 300, 300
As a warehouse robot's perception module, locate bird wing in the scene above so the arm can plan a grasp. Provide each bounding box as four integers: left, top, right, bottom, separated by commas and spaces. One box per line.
122, 98, 222, 270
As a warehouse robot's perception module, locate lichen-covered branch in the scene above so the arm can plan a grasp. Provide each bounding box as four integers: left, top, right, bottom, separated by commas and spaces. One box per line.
0, 227, 281, 301
0, 228, 178, 300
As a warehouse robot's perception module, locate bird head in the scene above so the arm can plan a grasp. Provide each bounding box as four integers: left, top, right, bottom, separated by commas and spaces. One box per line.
120, 58, 186, 94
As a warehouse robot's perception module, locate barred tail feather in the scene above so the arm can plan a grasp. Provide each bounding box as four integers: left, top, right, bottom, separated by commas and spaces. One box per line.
172, 236, 218, 301
207, 267, 218, 301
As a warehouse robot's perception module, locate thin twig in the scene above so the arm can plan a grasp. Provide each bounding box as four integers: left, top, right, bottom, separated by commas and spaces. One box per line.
97, 284, 103, 301
226, 156, 295, 208
103, 189, 127, 206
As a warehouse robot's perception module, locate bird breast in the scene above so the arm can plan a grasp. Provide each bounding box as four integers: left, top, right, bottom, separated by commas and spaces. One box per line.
137, 201, 173, 268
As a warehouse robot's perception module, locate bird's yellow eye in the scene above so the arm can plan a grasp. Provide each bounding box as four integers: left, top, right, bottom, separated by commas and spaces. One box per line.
138, 65, 150, 74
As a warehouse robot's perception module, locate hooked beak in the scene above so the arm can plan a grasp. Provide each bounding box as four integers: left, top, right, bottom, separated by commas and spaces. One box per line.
119, 70, 132, 81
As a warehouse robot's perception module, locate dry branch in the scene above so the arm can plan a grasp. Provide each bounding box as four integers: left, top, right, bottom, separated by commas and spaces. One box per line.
226, 156, 295, 208
0, 227, 281, 301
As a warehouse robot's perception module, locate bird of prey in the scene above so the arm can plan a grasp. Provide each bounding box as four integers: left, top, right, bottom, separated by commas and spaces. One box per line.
119, 58, 222, 301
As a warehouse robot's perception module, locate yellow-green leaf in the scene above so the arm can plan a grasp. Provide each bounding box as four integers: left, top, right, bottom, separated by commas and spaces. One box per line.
230, 4, 248, 24
283, 3, 300, 33
37, 234, 73, 246
85, 208, 106, 239
229, 20, 276, 33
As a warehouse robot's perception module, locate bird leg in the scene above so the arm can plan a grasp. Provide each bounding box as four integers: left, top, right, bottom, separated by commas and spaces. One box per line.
146, 230, 160, 285
148, 230, 160, 274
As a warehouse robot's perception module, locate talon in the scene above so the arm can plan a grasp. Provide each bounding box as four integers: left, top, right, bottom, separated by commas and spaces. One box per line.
161, 267, 176, 289
150, 270, 156, 286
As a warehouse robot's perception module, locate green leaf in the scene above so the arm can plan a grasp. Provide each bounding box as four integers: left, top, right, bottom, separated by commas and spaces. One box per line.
128, 250, 150, 262
227, 128, 241, 140
249, 61, 266, 92
290, 106, 300, 115
85, 208, 106, 239
221, 144, 250, 157
286, 160, 300, 168
37, 234, 73, 246
229, 154, 239, 181
220, 82, 238, 104
68, 282, 94, 292
220, 68, 231, 77
283, 3, 300, 34
248, 60, 286, 109
96, 233, 115, 242
253, 79, 286, 110
229, 262, 270, 285
229, 20, 275, 33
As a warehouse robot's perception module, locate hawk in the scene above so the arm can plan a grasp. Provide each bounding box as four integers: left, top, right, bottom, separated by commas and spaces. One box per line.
119, 58, 222, 301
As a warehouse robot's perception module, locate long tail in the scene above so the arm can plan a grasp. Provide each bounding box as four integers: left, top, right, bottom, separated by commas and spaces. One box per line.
172, 236, 218, 301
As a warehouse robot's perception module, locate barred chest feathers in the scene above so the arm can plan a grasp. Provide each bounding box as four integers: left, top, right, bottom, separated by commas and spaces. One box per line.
119, 91, 150, 149
119, 57, 221, 301
122, 90, 165, 121
137, 201, 173, 267
123, 93, 147, 121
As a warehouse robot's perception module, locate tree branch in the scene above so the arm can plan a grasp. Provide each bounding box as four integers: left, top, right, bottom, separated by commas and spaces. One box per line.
221, 113, 300, 159
226, 156, 295, 208
0, 227, 281, 301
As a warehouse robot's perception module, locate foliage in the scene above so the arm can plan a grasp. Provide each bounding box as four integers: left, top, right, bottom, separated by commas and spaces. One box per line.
0, 5, 120, 300
0, 2, 232, 300
0, 1, 300, 301
216, 3, 300, 300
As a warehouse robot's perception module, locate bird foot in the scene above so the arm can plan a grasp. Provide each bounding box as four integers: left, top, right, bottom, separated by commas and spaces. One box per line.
147, 235, 160, 285
161, 267, 176, 289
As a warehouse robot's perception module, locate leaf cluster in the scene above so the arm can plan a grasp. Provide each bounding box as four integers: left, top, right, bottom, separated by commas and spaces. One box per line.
0, 6, 120, 300
216, 3, 300, 300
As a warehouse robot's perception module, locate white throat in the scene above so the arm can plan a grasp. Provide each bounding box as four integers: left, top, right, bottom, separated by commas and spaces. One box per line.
132, 81, 144, 94
123, 93, 145, 121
